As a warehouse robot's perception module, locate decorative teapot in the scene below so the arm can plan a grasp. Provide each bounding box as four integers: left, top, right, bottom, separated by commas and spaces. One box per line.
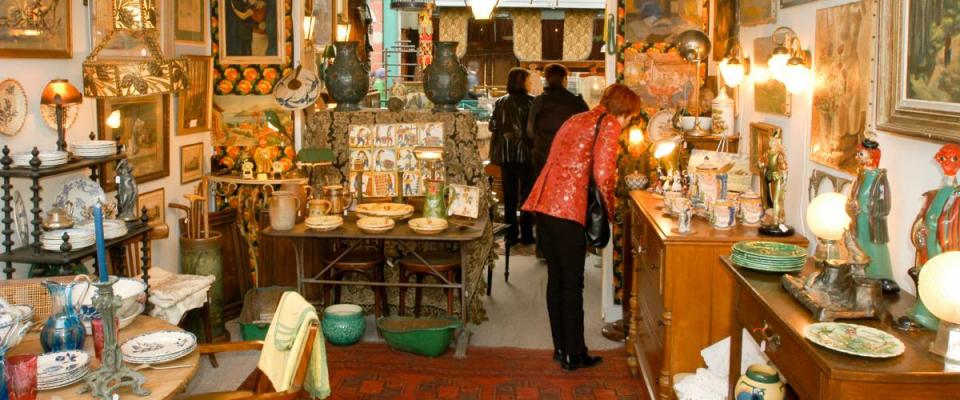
42, 207, 75, 230
319, 185, 355, 215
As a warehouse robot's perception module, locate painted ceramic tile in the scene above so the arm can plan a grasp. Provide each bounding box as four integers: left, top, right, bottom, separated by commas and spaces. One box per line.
349, 125, 374, 147
397, 124, 419, 146
623, 50, 696, 110
350, 150, 372, 171
372, 149, 397, 171
401, 171, 422, 196
397, 148, 418, 171
448, 184, 481, 219
421, 122, 444, 146
374, 124, 397, 147
753, 36, 791, 116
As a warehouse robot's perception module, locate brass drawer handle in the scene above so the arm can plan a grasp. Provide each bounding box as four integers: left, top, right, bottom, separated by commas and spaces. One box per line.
657, 319, 664, 327
754, 320, 781, 350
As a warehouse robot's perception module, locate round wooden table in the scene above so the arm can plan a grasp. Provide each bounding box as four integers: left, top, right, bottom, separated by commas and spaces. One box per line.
9, 316, 201, 399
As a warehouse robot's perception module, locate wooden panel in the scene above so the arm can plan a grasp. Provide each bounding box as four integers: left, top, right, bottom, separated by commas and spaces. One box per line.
257, 210, 326, 302
541, 20, 564, 60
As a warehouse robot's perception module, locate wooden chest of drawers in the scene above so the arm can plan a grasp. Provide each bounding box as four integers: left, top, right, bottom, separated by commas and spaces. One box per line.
625, 191, 808, 399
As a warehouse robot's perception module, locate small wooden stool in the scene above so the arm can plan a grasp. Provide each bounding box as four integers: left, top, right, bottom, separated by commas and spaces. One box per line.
398, 252, 461, 317
322, 248, 388, 318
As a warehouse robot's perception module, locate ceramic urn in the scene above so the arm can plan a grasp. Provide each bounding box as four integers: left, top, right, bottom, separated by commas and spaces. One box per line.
423, 41, 468, 112
323, 42, 370, 111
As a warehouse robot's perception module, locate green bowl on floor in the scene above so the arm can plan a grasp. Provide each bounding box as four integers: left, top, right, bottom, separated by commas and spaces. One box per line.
376, 316, 463, 357
322, 304, 366, 346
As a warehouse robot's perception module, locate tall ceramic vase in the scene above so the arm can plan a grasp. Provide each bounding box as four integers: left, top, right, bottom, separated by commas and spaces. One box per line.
181, 232, 225, 339
423, 41, 467, 112
323, 42, 369, 111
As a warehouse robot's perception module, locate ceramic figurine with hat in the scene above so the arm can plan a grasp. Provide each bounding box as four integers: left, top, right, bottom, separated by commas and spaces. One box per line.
846, 134, 898, 293
758, 130, 793, 236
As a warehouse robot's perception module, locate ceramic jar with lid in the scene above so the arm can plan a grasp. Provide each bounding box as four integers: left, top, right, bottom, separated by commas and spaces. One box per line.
735, 364, 786, 400
268, 190, 300, 231
696, 166, 720, 210
711, 198, 736, 230
740, 192, 764, 226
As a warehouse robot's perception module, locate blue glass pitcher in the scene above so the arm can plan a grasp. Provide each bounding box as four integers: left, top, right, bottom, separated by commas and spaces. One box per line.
39, 276, 90, 352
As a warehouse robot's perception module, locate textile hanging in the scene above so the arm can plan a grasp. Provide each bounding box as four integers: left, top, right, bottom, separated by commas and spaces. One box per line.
439, 8, 471, 58
512, 10, 542, 61
563, 10, 595, 61
418, 5, 435, 68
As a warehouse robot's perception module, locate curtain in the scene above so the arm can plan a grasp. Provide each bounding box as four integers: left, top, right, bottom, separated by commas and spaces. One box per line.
563, 10, 594, 61
512, 10, 542, 61
439, 8, 471, 58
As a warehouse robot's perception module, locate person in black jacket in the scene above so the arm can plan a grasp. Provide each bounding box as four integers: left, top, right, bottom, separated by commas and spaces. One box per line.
490, 68, 536, 245
527, 64, 590, 178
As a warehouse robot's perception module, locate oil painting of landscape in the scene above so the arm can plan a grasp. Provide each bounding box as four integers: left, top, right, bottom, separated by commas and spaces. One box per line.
905, 0, 960, 106
212, 95, 293, 147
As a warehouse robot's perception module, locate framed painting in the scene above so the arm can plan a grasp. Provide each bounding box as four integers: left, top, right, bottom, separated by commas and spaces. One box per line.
781, 0, 819, 8
307, 0, 334, 48
212, 95, 293, 147
753, 36, 791, 116
876, 0, 960, 143
137, 188, 165, 226
622, 50, 696, 110
180, 142, 204, 184
622, 0, 705, 45
97, 95, 171, 192
0, 0, 71, 58
217, 0, 286, 64
740, 0, 776, 27
810, 1, 874, 174
92, 0, 170, 58
713, 0, 736, 61
177, 56, 214, 135
749, 122, 780, 174
175, 0, 206, 45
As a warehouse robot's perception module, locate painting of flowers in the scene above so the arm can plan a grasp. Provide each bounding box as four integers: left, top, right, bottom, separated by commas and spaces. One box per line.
213, 95, 293, 147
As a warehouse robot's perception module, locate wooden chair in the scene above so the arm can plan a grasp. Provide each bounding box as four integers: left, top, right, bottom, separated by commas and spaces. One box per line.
321, 245, 388, 318
180, 322, 319, 400
397, 252, 461, 317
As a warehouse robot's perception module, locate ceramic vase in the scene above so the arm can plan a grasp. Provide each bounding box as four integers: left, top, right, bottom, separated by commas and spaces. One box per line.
322, 304, 365, 346
40, 279, 87, 352
423, 42, 468, 112
712, 89, 735, 137
735, 364, 786, 400
269, 190, 300, 231
711, 198, 736, 230
740, 192, 764, 226
323, 42, 369, 111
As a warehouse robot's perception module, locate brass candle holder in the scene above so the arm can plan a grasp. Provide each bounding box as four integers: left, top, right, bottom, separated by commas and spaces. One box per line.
80, 276, 149, 398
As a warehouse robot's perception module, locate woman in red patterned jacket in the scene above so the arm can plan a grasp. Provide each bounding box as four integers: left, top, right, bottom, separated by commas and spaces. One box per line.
522, 84, 640, 371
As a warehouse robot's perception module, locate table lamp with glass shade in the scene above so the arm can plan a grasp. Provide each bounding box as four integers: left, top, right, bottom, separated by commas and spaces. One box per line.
40, 79, 82, 153
806, 192, 852, 266
674, 30, 711, 137
918, 251, 960, 363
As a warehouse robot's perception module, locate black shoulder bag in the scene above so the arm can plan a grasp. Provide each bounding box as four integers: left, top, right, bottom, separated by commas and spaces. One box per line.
585, 113, 610, 248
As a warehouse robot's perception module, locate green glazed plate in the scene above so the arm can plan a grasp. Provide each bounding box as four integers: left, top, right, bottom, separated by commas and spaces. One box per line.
803, 322, 905, 358
732, 252, 806, 263
733, 241, 807, 258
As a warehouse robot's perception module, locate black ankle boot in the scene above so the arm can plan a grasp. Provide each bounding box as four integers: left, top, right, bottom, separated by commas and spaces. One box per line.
553, 349, 564, 362
561, 353, 602, 371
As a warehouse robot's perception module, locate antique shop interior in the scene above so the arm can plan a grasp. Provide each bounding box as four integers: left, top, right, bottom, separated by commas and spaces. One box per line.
1, 0, 960, 398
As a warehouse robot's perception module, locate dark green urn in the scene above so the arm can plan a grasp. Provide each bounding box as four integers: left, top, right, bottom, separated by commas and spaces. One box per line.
423, 41, 467, 112
324, 42, 369, 111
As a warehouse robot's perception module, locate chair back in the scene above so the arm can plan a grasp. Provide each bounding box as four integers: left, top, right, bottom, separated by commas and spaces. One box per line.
255, 291, 321, 397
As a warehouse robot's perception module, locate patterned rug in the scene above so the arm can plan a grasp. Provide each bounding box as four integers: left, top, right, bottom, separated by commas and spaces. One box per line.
326, 343, 647, 399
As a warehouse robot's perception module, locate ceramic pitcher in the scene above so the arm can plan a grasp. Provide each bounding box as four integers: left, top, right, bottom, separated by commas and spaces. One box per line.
308, 199, 333, 218
269, 190, 300, 231
40, 276, 90, 352
735, 364, 786, 400
280, 182, 313, 220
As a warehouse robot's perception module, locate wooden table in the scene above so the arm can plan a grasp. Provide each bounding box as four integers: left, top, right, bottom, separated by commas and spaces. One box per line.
9, 316, 200, 399
724, 257, 960, 399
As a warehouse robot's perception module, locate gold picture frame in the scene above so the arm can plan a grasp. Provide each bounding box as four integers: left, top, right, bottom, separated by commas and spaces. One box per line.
97, 95, 171, 192
175, 0, 206, 45
217, 0, 286, 65
177, 55, 214, 135
180, 142, 205, 184
750, 122, 780, 175
137, 187, 166, 226
740, 0, 777, 27
0, 0, 72, 58
91, 0, 171, 59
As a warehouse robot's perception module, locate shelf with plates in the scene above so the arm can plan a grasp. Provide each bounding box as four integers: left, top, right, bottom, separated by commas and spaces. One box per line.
0, 221, 151, 265
0, 152, 125, 179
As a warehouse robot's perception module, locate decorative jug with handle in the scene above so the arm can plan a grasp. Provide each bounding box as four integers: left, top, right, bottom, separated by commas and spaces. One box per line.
40, 275, 90, 352
422, 179, 450, 219
280, 182, 313, 220
269, 190, 300, 231
307, 198, 333, 218
320, 185, 354, 215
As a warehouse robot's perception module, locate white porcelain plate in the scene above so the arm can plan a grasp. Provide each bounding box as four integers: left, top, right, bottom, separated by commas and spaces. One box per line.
54, 177, 107, 223
121, 330, 197, 363
647, 110, 677, 143
0, 79, 28, 137
803, 322, 905, 359
37, 351, 89, 381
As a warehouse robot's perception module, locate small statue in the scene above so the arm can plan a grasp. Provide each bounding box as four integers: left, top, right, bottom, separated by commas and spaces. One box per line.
272, 161, 283, 179
254, 138, 272, 178
758, 130, 793, 235
670, 170, 683, 193
846, 137, 897, 290
676, 197, 693, 233
116, 159, 139, 221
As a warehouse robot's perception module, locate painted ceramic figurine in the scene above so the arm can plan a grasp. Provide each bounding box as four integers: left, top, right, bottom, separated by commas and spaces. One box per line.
116, 159, 139, 221
908, 143, 960, 330
254, 138, 273, 178
676, 197, 693, 233
758, 130, 793, 235
846, 138, 897, 290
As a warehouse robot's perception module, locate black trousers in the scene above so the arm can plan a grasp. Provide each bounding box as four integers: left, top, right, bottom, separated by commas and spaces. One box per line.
500, 162, 535, 241
536, 212, 587, 356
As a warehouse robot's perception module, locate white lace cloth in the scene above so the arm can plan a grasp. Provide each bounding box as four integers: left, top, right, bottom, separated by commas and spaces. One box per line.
146, 268, 215, 324
673, 330, 769, 400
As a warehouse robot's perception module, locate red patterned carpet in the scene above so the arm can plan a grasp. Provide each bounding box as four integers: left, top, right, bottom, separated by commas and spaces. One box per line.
326, 343, 648, 400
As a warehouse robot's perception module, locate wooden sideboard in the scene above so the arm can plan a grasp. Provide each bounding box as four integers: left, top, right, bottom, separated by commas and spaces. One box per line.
625, 191, 808, 399
724, 257, 960, 399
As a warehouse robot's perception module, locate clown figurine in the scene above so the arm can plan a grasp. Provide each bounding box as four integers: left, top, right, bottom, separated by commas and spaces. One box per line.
846, 137, 896, 291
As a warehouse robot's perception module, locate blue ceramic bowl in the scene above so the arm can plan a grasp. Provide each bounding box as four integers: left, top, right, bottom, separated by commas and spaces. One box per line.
321, 304, 365, 346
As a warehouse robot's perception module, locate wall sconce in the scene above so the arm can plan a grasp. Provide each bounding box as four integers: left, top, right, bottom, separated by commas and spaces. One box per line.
468, 0, 500, 20
769, 27, 812, 94
40, 79, 82, 152
719, 40, 750, 88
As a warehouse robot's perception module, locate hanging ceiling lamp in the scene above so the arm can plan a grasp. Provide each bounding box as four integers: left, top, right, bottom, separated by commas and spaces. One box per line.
468, 0, 500, 20
82, 0, 187, 97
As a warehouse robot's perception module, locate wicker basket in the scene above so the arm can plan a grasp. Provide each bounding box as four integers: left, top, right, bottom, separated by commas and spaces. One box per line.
0, 276, 76, 331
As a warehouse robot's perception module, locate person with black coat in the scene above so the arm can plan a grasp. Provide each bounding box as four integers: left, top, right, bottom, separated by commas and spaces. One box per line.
526, 64, 590, 177
489, 68, 536, 244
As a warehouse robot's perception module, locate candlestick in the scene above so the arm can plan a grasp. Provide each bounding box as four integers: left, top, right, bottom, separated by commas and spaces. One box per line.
93, 203, 108, 282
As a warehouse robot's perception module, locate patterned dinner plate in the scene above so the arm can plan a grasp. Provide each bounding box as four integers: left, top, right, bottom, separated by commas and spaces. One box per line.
121, 330, 197, 363
803, 322, 905, 359
0, 79, 28, 137
732, 241, 807, 259
53, 177, 107, 223
37, 351, 89, 381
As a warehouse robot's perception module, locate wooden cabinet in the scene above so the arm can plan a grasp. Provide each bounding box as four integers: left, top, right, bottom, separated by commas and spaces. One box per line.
625, 191, 808, 400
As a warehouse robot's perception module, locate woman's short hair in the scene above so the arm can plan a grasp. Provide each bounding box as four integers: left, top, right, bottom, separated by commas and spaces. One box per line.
599, 84, 642, 117
506, 68, 531, 95
543, 64, 568, 88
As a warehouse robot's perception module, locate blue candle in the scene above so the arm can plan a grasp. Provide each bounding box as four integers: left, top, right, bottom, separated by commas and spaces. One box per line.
93, 203, 108, 282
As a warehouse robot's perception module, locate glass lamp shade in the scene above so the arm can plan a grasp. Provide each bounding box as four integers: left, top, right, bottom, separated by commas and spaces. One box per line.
40, 79, 82, 105
469, 0, 498, 20
806, 192, 850, 241
653, 140, 677, 159
628, 126, 644, 147
919, 252, 960, 325
783, 61, 811, 94
303, 16, 316, 42
768, 52, 790, 83
719, 59, 746, 87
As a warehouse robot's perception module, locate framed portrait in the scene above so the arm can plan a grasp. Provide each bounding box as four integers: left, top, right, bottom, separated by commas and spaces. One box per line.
753, 36, 791, 116
97, 95, 171, 192
749, 122, 780, 175
622, 0, 705, 45
217, 0, 286, 64
810, 1, 874, 174
178, 56, 214, 135
0, 0, 71, 58
212, 95, 294, 146
92, 0, 171, 58
781, 0, 819, 8
180, 143, 204, 184
137, 188, 165, 226
175, 0, 206, 45
876, 0, 960, 143
712, 0, 736, 61
623, 50, 696, 110
740, 0, 777, 27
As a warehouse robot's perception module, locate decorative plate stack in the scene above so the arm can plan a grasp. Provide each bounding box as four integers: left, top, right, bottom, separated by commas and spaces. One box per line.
355, 203, 415, 220
121, 330, 197, 364
71, 140, 117, 158
77, 219, 128, 239
356, 217, 395, 234
305, 215, 343, 232
38, 351, 90, 390
12, 150, 68, 167
731, 241, 806, 273
408, 217, 448, 235
42, 228, 95, 251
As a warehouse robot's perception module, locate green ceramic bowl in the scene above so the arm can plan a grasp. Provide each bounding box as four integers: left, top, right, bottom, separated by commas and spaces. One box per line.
321, 304, 366, 346
376, 316, 462, 357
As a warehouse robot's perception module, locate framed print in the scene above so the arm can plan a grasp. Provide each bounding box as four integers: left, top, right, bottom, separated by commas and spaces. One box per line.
753, 36, 791, 116
622, 0, 704, 45
180, 143, 204, 184
212, 95, 294, 146
0, 0, 71, 58
713, 0, 736, 61
623, 50, 696, 109
740, 0, 777, 27
876, 0, 960, 143
749, 122, 780, 174
92, 0, 170, 58
175, 0, 206, 44
137, 188, 165, 226
97, 95, 171, 192
178, 55, 214, 135
781, 0, 819, 8
217, 0, 286, 65
810, 1, 874, 174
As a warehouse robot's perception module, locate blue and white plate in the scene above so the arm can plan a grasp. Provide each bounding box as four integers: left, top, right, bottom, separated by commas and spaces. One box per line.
121, 330, 197, 364
53, 177, 107, 223
38, 350, 89, 390
273, 67, 321, 111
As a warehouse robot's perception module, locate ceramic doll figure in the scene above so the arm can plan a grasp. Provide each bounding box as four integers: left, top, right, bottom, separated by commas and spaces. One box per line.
676, 198, 693, 233
758, 131, 791, 234
116, 159, 139, 221
846, 138, 896, 289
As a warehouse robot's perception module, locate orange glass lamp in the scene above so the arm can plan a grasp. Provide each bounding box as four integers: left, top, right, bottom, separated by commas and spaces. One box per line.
40, 79, 83, 152
919, 251, 960, 363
